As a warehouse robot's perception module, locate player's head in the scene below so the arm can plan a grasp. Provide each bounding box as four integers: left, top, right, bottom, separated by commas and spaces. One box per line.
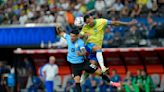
84, 14, 94, 27
70, 29, 79, 42
49, 56, 56, 64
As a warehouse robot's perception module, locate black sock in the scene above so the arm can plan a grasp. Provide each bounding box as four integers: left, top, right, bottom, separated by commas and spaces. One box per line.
101, 73, 111, 83
75, 83, 81, 92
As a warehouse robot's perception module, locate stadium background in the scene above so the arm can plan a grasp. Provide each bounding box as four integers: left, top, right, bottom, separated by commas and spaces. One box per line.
0, 0, 164, 92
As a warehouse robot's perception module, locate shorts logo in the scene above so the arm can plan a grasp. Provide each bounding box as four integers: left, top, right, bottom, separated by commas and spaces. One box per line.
89, 64, 97, 70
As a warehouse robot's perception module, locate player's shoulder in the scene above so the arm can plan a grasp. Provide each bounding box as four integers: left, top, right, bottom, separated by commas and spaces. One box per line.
82, 24, 89, 30
78, 38, 84, 43
96, 18, 107, 22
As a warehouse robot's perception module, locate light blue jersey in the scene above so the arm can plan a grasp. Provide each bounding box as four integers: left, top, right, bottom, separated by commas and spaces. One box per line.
64, 33, 85, 64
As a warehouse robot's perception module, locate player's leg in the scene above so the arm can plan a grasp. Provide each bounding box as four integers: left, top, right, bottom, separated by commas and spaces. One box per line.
94, 68, 121, 87
92, 45, 108, 72
74, 76, 82, 92
71, 63, 84, 92
84, 62, 120, 87
80, 55, 98, 84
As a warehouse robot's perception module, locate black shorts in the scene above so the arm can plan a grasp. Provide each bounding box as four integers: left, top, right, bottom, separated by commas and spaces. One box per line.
70, 61, 97, 77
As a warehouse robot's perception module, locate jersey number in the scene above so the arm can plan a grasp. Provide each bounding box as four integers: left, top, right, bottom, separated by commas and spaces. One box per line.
71, 48, 75, 52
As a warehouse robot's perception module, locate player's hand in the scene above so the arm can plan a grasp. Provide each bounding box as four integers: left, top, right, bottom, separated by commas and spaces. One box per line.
128, 19, 137, 26
77, 51, 82, 56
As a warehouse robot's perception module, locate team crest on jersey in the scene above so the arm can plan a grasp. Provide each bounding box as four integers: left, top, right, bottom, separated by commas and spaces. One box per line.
94, 29, 98, 32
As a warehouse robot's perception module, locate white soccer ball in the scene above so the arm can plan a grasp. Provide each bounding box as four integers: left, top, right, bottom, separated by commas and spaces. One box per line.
74, 17, 84, 27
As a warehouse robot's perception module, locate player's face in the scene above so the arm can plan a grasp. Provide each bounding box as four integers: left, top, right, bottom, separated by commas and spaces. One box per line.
70, 33, 78, 42
49, 57, 56, 64
86, 17, 94, 27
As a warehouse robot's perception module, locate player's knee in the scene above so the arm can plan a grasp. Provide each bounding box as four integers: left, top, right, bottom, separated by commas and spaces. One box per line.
94, 68, 102, 75
74, 76, 81, 83
90, 60, 98, 66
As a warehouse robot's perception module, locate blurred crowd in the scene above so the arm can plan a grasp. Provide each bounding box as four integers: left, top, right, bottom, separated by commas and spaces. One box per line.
0, 0, 163, 25
0, 0, 164, 48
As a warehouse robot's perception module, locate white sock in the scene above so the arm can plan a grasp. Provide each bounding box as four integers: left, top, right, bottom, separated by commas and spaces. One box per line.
80, 72, 89, 83
96, 51, 106, 70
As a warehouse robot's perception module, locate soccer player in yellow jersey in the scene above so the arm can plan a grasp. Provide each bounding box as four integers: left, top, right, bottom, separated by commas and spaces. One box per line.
77, 15, 137, 83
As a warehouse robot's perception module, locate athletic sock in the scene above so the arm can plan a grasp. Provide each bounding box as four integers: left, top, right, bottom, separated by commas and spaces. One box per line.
96, 50, 105, 70
101, 73, 111, 83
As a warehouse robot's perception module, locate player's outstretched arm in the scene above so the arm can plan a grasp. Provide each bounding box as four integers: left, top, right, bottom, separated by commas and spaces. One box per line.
56, 26, 65, 37
110, 19, 137, 26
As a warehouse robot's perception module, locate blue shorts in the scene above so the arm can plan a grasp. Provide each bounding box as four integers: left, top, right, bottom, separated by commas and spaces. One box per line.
45, 81, 53, 92
85, 43, 98, 62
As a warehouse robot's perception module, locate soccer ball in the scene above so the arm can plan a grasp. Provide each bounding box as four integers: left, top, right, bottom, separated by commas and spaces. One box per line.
74, 17, 84, 27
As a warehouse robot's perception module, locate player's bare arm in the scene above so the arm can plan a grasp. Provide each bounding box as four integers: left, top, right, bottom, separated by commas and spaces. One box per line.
110, 19, 137, 26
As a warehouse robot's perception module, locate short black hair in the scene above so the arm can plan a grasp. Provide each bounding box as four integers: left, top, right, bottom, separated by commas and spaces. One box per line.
70, 29, 79, 35
84, 14, 91, 22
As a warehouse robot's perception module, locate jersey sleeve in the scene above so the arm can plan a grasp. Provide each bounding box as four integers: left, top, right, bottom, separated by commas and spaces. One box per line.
80, 25, 87, 36
41, 65, 47, 76
63, 33, 70, 42
98, 19, 108, 27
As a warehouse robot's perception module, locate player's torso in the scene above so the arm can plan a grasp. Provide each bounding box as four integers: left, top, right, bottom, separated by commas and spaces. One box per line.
84, 22, 105, 46
67, 39, 84, 63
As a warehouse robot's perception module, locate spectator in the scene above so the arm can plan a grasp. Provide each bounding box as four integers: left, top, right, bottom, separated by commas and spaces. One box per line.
19, 11, 28, 25
104, 0, 115, 8
111, 0, 124, 11
136, 0, 148, 6
11, 15, 19, 24
0, 62, 10, 92
112, 32, 123, 47
6, 65, 15, 92
60, 0, 70, 10
42, 56, 58, 92
73, 6, 83, 18
26, 68, 41, 92
147, 16, 157, 39
56, 11, 67, 30
43, 11, 55, 23
82, 75, 100, 92
124, 25, 141, 47
130, 4, 141, 17
64, 77, 75, 92
103, 27, 113, 48
132, 69, 143, 92
123, 71, 134, 92
65, 9, 74, 25
141, 70, 154, 92
86, 0, 95, 11
110, 69, 121, 92
94, 0, 106, 12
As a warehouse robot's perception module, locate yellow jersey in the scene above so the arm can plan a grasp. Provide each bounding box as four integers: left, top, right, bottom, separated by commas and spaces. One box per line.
80, 19, 108, 47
